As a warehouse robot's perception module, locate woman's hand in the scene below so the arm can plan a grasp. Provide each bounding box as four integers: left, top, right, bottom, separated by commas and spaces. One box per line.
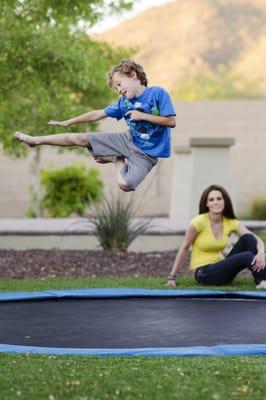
166, 279, 176, 287
252, 252, 266, 271
166, 274, 177, 286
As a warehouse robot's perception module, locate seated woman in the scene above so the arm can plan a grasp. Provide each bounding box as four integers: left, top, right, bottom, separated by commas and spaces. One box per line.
167, 184, 266, 289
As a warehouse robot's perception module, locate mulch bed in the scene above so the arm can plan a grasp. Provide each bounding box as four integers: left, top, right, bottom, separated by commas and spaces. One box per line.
0, 250, 193, 279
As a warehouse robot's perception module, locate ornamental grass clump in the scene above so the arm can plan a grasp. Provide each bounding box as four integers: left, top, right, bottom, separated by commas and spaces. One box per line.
90, 196, 151, 252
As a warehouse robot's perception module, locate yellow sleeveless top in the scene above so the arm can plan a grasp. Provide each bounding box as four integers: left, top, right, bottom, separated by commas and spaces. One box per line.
190, 213, 239, 270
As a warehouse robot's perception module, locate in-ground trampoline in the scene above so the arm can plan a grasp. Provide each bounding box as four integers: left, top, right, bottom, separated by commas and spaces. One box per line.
0, 288, 266, 357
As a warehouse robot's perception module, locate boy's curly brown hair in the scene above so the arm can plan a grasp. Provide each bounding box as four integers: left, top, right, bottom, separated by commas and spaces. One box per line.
107, 59, 148, 88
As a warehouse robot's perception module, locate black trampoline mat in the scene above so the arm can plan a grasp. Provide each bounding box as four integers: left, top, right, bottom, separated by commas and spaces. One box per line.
0, 297, 265, 348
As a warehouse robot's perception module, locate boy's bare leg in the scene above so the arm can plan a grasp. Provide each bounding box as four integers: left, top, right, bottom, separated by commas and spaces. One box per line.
114, 158, 133, 192
15, 131, 133, 191
14, 131, 90, 148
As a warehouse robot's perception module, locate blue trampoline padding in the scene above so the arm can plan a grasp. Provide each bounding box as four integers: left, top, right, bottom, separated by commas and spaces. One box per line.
0, 343, 266, 357
1, 288, 266, 357
1, 288, 266, 301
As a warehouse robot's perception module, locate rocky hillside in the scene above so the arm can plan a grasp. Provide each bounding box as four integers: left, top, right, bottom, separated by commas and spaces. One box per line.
97, 0, 266, 97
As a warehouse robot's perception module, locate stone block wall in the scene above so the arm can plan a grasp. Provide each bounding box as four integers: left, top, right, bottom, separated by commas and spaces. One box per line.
0, 100, 265, 217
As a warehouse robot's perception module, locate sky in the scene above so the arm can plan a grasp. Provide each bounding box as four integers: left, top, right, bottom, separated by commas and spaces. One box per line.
91, 0, 173, 33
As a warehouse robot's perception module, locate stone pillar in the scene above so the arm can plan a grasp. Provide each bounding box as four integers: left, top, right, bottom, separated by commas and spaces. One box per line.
170, 137, 235, 228
169, 146, 192, 227
189, 137, 235, 219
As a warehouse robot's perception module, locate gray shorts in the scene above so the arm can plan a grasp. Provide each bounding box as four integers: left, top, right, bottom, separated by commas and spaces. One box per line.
87, 131, 157, 190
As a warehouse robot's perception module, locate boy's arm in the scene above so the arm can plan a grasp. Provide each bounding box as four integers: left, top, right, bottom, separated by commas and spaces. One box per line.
125, 110, 176, 128
48, 109, 107, 127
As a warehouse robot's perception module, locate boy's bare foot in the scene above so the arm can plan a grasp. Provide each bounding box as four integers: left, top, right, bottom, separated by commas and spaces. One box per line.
94, 156, 118, 164
14, 131, 37, 147
256, 280, 266, 289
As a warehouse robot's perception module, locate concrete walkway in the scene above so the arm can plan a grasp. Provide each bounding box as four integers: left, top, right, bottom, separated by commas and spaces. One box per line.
0, 217, 184, 235
0, 218, 266, 234
0, 217, 184, 252
0, 218, 265, 252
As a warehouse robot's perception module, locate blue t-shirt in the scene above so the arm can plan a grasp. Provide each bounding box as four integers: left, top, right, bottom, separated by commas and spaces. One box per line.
104, 86, 176, 158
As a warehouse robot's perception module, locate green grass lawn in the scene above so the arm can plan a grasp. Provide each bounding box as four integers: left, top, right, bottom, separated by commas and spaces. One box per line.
0, 276, 266, 399
1, 353, 266, 400
0, 276, 260, 292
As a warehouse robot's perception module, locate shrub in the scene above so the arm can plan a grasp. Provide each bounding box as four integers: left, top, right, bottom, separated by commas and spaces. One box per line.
250, 198, 266, 220
89, 196, 151, 252
41, 164, 103, 217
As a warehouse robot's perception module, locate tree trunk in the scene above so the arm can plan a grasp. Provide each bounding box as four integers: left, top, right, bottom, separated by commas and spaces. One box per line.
31, 147, 42, 217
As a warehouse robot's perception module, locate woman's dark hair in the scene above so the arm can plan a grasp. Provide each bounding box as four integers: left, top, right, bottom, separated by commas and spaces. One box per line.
107, 59, 148, 88
199, 184, 236, 219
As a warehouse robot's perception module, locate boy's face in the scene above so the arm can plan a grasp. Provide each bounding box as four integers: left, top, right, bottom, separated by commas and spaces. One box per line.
112, 72, 142, 99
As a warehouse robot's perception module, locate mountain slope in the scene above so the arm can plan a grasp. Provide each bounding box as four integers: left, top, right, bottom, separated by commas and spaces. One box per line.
97, 0, 265, 96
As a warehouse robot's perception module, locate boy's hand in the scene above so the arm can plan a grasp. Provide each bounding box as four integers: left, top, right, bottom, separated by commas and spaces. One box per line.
48, 120, 70, 127
125, 110, 145, 121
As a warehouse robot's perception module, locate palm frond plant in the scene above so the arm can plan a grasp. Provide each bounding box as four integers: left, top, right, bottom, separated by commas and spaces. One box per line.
88, 196, 151, 252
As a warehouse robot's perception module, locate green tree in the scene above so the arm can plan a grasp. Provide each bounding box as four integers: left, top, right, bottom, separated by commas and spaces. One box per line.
0, 0, 132, 215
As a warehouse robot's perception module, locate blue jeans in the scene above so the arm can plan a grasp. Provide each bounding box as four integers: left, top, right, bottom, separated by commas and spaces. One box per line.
195, 234, 266, 285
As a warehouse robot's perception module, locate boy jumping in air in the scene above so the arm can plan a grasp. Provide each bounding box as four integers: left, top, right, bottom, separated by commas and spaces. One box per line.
15, 60, 176, 192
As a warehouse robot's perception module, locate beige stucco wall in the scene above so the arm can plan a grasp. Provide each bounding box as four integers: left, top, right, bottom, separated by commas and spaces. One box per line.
0, 100, 265, 218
